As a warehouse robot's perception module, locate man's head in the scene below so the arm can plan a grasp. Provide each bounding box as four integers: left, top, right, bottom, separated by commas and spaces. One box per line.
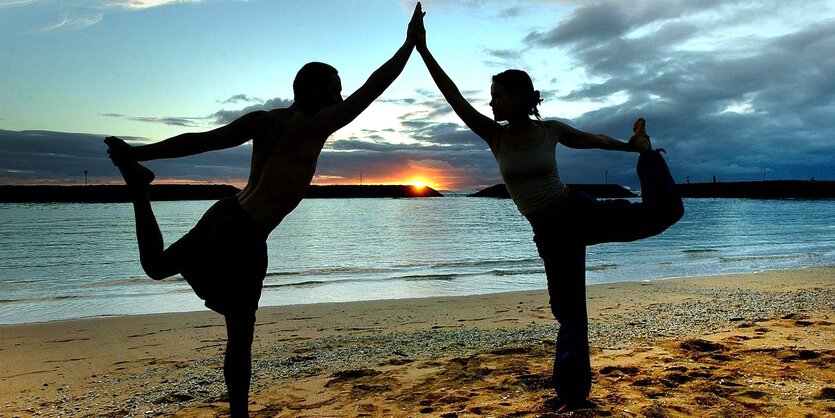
293, 62, 342, 116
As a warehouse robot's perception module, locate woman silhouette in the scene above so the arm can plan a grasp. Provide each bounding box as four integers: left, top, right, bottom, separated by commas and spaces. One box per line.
411, 13, 684, 411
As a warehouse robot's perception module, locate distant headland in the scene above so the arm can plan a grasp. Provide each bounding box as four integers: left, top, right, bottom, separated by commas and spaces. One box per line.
676, 180, 835, 199
469, 180, 835, 200
469, 180, 835, 199
469, 184, 637, 199
0, 184, 443, 203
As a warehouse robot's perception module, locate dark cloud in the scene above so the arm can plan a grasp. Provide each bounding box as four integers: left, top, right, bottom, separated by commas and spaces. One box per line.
219, 94, 263, 104
101, 113, 208, 128
525, 2, 631, 47
483, 48, 526, 68
518, 0, 835, 186
99, 96, 294, 129
127, 116, 205, 128
0, 129, 251, 185
485, 49, 523, 61
212, 97, 294, 124
380, 97, 417, 105
498, 6, 523, 19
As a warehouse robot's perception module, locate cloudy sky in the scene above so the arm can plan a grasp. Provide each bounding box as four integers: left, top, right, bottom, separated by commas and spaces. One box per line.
1, 0, 833, 191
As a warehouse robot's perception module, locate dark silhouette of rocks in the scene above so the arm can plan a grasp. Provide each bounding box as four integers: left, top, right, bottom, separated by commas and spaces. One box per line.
306, 185, 443, 198
676, 180, 835, 199
470, 181, 835, 200
0, 184, 443, 203
469, 184, 637, 199
4, 180, 831, 202
0, 184, 238, 203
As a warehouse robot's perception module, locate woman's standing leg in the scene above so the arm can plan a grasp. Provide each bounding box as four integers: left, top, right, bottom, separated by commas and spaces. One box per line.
535, 228, 592, 406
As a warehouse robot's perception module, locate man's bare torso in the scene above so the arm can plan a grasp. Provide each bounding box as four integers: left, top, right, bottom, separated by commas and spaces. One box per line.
236, 108, 329, 231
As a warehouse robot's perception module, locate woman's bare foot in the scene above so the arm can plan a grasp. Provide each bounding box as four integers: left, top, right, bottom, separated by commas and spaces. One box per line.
629, 118, 652, 152
104, 137, 155, 186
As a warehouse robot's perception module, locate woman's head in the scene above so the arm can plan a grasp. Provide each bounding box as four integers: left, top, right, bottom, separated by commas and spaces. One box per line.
490, 69, 542, 121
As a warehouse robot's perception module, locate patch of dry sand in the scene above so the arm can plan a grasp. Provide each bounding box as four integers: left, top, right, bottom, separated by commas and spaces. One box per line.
1, 267, 832, 417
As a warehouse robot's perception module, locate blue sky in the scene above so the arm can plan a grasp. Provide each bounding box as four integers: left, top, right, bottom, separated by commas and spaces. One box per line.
1, 0, 833, 191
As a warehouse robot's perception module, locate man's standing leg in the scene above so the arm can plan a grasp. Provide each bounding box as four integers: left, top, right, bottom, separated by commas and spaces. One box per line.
224, 311, 256, 417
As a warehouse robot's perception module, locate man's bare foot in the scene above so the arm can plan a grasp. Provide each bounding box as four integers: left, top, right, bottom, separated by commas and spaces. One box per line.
629, 118, 652, 152
104, 137, 155, 186
119, 160, 155, 187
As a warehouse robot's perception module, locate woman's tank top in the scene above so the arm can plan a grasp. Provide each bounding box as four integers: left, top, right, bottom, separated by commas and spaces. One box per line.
493, 122, 567, 215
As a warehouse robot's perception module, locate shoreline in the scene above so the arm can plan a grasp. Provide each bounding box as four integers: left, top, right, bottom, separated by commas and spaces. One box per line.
0, 184, 443, 203
1, 266, 833, 416
4, 265, 832, 327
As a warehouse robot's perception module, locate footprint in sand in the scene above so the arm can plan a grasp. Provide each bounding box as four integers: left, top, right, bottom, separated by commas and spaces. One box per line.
599, 365, 640, 377
816, 387, 835, 400
325, 368, 381, 386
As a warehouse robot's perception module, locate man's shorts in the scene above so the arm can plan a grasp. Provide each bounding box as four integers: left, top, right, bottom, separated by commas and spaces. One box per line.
167, 196, 268, 316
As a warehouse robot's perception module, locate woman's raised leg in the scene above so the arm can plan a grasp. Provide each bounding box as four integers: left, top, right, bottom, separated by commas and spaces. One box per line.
584, 123, 684, 245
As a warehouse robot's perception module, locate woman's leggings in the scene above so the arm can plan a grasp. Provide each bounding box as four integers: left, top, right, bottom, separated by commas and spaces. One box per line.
531, 149, 684, 401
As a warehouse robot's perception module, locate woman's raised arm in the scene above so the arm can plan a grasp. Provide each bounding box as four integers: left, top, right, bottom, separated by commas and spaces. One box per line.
414, 11, 502, 148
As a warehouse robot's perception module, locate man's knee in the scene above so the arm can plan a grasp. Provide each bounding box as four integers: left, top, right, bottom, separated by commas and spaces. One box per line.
225, 312, 256, 347
141, 260, 172, 281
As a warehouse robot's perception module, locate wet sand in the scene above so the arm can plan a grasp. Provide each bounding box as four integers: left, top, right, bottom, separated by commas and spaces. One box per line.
1, 267, 833, 417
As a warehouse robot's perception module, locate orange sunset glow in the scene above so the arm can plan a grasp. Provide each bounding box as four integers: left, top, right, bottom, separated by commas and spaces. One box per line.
99, 174, 451, 191
410, 180, 427, 189
313, 171, 448, 191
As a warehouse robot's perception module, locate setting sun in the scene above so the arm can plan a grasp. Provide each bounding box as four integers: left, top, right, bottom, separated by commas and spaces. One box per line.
410, 180, 427, 189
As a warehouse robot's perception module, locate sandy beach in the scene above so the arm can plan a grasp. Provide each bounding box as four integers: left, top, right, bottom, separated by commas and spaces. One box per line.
1, 266, 833, 417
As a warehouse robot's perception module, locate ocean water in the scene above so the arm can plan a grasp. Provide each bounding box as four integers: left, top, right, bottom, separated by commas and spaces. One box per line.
0, 197, 833, 324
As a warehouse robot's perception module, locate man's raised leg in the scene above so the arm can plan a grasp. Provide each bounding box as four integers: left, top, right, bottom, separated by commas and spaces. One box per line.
105, 137, 176, 280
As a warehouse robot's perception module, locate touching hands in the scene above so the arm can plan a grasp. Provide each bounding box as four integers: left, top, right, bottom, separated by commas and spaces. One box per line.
407, 2, 426, 51
628, 118, 652, 152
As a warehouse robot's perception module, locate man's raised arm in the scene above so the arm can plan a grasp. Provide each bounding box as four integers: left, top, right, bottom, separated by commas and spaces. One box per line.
106, 110, 270, 163
314, 3, 424, 135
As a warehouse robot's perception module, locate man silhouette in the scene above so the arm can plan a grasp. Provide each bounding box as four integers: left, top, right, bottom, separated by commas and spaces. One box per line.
105, 4, 425, 416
